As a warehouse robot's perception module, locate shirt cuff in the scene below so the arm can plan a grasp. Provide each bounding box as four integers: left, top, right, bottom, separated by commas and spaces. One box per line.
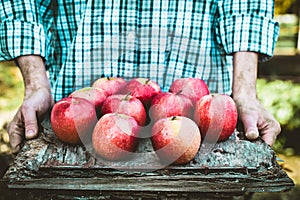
0, 20, 46, 61
216, 14, 280, 62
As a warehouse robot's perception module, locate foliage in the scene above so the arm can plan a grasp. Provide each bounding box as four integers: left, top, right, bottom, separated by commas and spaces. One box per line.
275, 0, 296, 15
257, 78, 300, 155
0, 62, 24, 112
257, 79, 300, 130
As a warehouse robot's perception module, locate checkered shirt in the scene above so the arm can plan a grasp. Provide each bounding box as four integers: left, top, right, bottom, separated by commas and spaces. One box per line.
0, 0, 280, 101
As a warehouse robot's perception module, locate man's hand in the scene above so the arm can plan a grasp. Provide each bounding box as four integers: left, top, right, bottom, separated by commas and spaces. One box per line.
234, 97, 281, 146
7, 55, 53, 153
232, 52, 281, 146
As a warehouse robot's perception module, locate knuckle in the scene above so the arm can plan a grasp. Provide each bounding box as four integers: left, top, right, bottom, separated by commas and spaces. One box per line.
25, 118, 36, 125
21, 104, 32, 112
275, 123, 281, 134
7, 121, 25, 138
25, 122, 37, 132
7, 121, 14, 133
7, 120, 19, 134
269, 121, 281, 135
9, 128, 24, 138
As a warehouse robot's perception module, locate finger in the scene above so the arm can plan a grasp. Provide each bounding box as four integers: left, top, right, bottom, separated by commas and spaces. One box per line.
7, 110, 25, 154
241, 115, 259, 141
22, 105, 39, 139
261, 133, 276, 146
260, 121, 281, 147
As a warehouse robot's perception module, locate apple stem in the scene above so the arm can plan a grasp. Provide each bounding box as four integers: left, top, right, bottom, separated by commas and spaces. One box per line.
124, 92, 131, 101
107, 76, 110, 81
171, 116, 177, 120
145, 78, 151, 84
175, 90, 183, 95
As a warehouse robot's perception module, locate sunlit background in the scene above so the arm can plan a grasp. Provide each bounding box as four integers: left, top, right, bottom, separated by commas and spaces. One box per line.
1, 0, 300, 199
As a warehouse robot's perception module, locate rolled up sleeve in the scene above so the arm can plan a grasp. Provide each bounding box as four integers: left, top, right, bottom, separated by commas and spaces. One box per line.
216, 0, 280, 62
0, 20, 46, 60
0, 0, 52, 61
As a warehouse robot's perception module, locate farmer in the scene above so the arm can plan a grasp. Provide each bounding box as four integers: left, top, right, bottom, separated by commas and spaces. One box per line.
0, 0, 281, 153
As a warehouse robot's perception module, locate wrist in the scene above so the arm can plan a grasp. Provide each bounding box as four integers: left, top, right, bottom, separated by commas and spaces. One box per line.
16, 55, 51, 93
232, 88, 257, 101
232, 94, 258, 105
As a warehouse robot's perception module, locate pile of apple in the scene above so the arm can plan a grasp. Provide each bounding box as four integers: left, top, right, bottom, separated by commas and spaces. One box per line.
51, 77, 238, 165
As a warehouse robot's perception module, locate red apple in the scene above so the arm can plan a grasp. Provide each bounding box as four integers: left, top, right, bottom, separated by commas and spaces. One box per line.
92, 77, 127, 96
151, 116, 201, 165
92, 113, 140, 161
149, 91, 193, 122
69, 87, 106, 117
121, 78, 161, 107
51, 97, 98, 144
101, 93, 147, 126
194, 94, 237, 142
169, 78, 209, 104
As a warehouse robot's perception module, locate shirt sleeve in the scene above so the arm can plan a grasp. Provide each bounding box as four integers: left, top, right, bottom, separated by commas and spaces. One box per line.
216, 0, 280, 62
0, 0, 53, 61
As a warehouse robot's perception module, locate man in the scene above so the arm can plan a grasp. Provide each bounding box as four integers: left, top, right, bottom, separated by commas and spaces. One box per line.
0, 0, 281, 153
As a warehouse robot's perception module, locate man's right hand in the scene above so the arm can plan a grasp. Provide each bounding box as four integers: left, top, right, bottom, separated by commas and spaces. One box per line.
7, 55, 54, 153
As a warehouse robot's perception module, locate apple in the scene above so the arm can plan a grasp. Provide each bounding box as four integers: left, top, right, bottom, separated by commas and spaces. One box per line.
149, 91, 193, 122
151, 116, 201, 165
194, 94, 238, 142
101, 93, 147, 126
69, 87, 106, 117
92, 113, 140, 161
169, 78, 209, 104
50, 97, 98, 144
92, 77, 127, 96
121, 78, 161, 107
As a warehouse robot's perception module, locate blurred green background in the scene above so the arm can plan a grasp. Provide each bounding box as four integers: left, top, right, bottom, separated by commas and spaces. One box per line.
1, 0, 300, 199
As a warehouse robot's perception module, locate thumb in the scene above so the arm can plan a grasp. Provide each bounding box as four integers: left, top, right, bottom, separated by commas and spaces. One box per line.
242, 115, 259, 141
22, 107, 39, 139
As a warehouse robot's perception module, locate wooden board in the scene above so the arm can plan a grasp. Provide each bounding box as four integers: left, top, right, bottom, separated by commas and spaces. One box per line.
1, 117, 295, 199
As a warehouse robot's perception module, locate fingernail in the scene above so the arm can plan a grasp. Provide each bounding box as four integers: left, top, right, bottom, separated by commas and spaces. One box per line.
245, 131, 259, 140
26, 129, 35, 139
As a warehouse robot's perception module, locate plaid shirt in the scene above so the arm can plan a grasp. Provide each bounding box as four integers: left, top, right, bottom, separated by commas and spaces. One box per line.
0, 0, 279, 102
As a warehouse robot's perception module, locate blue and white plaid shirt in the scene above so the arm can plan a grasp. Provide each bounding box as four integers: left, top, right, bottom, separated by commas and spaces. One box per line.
0, 0, 279, 102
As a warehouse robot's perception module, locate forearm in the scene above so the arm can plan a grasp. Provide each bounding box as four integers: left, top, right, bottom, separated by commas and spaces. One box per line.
16, 55, 51, 96
232, 51, 258, 101
231, 51, 281, 145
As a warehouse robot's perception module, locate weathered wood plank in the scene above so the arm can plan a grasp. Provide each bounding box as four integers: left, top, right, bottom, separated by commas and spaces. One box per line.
3, 138, 294, 193
3, 136, 279, 179
1, 188, 250, 200
1, 116, 295, 199
7, 176, 294, 193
